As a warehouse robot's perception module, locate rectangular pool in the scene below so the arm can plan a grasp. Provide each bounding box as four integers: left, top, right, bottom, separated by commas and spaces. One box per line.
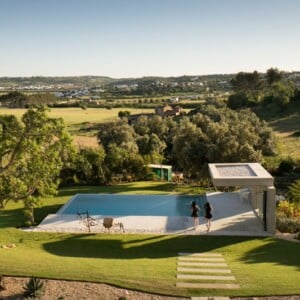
57, 194, 206, 217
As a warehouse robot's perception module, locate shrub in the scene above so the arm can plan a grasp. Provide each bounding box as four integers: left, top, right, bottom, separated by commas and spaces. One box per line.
23, 277, 45, 298
276, 215, 300, 233
277, 200, 300, 219
278, 157, 295, 174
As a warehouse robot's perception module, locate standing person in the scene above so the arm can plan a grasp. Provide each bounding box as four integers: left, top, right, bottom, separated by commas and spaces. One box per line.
191, 201, 200, 227
204, 201, 213, 232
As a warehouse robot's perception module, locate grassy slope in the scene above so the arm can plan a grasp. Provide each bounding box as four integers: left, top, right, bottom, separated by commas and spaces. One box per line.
256, 101, 300, 160
0, 183, 300, 297
269, 113, 300, 160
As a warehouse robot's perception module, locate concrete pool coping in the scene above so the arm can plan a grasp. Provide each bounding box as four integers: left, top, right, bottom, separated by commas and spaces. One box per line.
32, 192, 271, 236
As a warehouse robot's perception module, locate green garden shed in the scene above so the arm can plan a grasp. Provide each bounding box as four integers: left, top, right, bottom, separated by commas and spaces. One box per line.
148, 164, 172, 181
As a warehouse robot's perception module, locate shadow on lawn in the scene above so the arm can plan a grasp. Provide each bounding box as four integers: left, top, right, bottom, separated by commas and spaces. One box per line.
43, 234, 246, 259
57, 182, 176, 198
42, 235, 300, 269
0, 208, 24, 228
240, 238, 300, 270
41, 235, 293, 264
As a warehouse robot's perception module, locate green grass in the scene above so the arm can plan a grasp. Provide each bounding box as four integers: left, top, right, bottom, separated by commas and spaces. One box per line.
0, 107, 153, 125
0, 107, 154, 136
0, 182, 300, 297
269, 113, 300, 160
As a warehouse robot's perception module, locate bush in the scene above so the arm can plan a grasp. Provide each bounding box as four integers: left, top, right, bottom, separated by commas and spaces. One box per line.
278, 157, 295, 174
23, 277, 45, 298
277, 200, 300, 218
276, 215, 300, 233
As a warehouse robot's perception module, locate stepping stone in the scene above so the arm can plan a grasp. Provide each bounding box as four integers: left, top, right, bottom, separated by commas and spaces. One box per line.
177, 267, 231, 274
176, 282, 240, 289
178, 262, 227, 267
191, 297, 230, 300
177, 274, 235, 280
179, 252, 222, 257
178, 257, 225, 262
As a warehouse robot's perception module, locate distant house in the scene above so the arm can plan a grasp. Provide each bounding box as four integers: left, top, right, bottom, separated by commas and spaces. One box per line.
170, 97, 179, 103
155, 104, 183, 117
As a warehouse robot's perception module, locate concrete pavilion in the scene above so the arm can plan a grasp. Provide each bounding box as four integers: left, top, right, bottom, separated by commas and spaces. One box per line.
208, 163, 276, 234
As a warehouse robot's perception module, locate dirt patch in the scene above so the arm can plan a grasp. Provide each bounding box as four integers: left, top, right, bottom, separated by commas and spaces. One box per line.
0, 276, 187, 300
0, 276, 299, 300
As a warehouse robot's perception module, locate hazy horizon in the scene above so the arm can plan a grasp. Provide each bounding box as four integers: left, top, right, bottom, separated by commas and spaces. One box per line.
1, 0, 300, 77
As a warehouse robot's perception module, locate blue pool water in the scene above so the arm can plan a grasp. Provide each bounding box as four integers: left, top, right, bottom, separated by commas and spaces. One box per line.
58, 194, 206, 217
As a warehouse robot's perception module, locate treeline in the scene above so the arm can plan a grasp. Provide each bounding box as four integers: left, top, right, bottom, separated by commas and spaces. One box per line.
0, 91, 59, 108
64, 101, 277, 185
0, 76, 113, 88
227, 68, 300, 113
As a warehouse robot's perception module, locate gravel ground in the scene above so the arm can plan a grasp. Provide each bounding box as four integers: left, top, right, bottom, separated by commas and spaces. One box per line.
0, 276, 300, 300
0, 276, 188, 300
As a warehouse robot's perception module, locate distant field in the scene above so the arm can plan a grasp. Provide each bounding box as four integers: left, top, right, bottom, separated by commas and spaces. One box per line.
0, 107, 153, 125
0, 107, 153, 147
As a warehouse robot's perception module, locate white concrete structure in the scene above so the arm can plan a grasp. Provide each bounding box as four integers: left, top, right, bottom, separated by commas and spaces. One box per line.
208, 163, 276, 234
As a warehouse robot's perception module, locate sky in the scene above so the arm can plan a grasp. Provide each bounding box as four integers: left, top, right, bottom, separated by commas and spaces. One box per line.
0, 0, 300, 78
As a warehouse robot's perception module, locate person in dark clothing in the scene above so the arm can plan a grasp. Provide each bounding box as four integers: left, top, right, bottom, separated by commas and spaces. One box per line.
191, 201, 200, 227
204, 201, 213, 232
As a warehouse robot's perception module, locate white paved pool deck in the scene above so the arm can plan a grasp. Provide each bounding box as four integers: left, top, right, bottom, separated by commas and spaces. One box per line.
33, 192, 271, 236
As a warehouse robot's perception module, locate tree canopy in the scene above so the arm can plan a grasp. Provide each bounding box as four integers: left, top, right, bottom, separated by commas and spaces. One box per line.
0, 106, 74, 222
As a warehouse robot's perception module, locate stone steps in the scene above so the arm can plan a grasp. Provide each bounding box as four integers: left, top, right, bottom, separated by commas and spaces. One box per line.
176, 252, 239, 291
177, 267, 231, 274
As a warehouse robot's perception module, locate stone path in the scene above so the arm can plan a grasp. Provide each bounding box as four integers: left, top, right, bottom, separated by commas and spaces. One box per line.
176, 252, 239, 291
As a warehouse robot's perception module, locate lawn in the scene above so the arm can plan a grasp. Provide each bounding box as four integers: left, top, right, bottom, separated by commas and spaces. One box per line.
0, 182, 299, 298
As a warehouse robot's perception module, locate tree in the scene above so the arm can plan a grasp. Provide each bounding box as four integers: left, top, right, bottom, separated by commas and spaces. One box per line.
172, 105, 277, 177
227, 92, 249, 109
97, 120, 138, 154
0, 91, 28, 108
118, 110, 131, 119
230, 71, 262, 93
75, 147, 106, 184
172, 118, 208, 177
0, 106, 74, 223
269, 81, 295, 109
266, 68, 283, 85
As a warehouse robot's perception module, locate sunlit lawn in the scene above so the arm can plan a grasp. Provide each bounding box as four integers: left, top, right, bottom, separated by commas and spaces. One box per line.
269, 113, 300, 160
0, 182, 299, 297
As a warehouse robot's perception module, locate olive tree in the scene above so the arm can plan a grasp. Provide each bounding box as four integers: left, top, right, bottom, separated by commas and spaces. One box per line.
0, 106, 74, 223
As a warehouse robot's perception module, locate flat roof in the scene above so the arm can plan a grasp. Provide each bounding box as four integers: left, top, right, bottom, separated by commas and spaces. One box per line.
208, 163, 273, 186
147, 164, 172, 169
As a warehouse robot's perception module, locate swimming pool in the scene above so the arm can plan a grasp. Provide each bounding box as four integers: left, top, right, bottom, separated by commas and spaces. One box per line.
57, 194, 206, 217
